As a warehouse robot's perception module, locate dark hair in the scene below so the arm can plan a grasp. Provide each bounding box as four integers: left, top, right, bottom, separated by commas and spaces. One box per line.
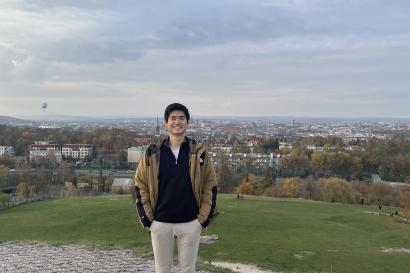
164, 103, 190, 122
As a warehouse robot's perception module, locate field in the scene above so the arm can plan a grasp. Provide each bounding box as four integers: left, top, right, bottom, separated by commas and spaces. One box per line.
0, 194, 409, 273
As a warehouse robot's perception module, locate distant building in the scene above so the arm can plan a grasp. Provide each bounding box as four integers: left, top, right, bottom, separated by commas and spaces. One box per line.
306, 145, 336, 152
223, 126, 241, 133
111, 178, 133, 194
128, 147, 144, 163
29, 141, 62, 163
279, 142, 293, 150
62, 144, 93, 159
0, 146, 15, 157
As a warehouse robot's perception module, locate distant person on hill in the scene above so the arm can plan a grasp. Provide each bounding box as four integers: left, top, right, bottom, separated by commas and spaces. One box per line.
378, 201, 383, 213
134, 103, 218, 273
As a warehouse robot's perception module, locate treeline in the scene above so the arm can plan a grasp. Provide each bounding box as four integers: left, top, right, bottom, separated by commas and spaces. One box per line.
0, 125, 142, 156
277, 138, 410, 182
234, 175, 410, 210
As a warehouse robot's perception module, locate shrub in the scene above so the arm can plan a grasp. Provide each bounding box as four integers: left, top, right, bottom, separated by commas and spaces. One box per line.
65, 185, 80, 197
300, 177, 320, 200
16, 182, 29, 202
319, 177, 354, 203
398, 189, 410, 208
0, 192, 9, 208
351, 181, 371, 204
369, 183, 399, 206
29, 184, 38, 198
263, 185, 276, 197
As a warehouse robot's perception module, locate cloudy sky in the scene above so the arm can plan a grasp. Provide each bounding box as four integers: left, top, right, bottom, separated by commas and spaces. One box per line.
1, 0, 409, 118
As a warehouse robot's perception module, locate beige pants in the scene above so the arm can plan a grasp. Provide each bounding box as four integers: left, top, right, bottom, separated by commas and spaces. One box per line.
150, 219, 202, 273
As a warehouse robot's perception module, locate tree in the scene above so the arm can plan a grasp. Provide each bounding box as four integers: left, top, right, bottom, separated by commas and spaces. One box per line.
369, 183, 399, 206
216, 151, 234, 193
351, 181, 370, 203
278, 150, 309, 177
0, 164, 7, 189
79, 172, 94, 190
29, 184, 38, 198
259, 137, 280, 153
301, 177, 320, 200
0, 155, 14, 168
378, 155, 410, 182
0, 192, 9, 208
261, 166, 276, 188
319, 177, 354, 204
235, 173, 261, 195
232, 140, 250, 154
398, 189, 410, 209
281, 177, 300, 197
310, 152, 362, 180
57, 161, 75, 185
65, 184, 80, 197
16, 181, 29, 201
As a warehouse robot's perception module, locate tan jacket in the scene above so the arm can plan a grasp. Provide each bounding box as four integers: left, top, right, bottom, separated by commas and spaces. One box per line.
134, 138, 217, 228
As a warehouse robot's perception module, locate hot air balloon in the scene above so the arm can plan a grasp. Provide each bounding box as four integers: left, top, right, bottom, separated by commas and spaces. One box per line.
41, 102, 47, 112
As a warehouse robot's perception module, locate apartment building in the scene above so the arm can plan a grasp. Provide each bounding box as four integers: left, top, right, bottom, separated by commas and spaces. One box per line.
0, 146, 15, 157
62, 144, 93, 159
29, 141, 62, 163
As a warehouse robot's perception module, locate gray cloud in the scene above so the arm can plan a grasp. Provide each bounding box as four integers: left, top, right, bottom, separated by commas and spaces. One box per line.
0, 0, 409, 117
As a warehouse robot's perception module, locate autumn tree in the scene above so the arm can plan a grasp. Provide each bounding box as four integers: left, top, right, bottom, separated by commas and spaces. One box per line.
29, 184, 38, 198
16, 181, 29, 201
319, 177, 354, 203
235, 173, 262, 195
65, 184, 80, 197
310, 152, 362, 180
281, 177, 300, 198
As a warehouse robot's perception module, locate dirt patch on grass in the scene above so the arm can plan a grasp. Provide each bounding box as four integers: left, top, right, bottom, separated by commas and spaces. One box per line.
382, 248, 410, 253
211, 262, 281, 273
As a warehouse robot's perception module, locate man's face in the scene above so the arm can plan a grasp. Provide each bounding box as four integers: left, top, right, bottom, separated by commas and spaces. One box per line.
165, 110, 188, 136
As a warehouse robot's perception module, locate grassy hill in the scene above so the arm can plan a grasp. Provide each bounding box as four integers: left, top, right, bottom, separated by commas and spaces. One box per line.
0, 195, 409, 273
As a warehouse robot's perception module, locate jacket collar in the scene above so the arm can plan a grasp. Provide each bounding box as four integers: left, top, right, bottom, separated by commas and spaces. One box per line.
162, 136, 189, 149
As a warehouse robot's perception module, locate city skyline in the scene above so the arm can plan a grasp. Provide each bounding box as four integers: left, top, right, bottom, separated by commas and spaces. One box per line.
1, 0, 410, 118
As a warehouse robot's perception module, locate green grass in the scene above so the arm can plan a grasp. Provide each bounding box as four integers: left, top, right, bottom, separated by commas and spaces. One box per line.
1, 195, 410, 273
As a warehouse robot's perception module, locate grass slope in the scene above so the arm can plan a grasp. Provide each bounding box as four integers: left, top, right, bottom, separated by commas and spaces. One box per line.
0, 195, 409, 273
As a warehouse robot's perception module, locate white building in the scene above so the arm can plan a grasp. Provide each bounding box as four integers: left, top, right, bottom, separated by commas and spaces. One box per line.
62, 144, 93, 159
29, 143, 62, 163
128, 147, 144, 163
0, 146, 15, 157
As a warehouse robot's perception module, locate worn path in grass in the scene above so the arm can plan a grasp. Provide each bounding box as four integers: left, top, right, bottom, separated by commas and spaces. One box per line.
1, 195, 410, 273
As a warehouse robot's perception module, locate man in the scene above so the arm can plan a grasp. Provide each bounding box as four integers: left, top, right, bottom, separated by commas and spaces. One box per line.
134, 103, 217, 273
